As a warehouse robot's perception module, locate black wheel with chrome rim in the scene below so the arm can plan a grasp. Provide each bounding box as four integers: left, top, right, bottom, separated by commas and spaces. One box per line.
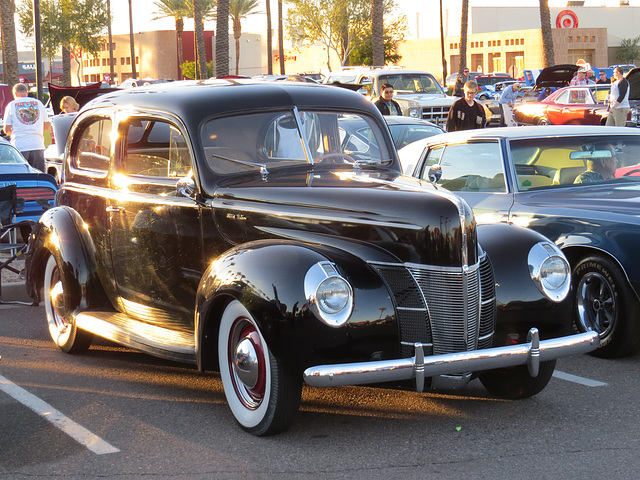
574, 255, 640, 358
43, 255, 93, 353
218, 300, 301, 436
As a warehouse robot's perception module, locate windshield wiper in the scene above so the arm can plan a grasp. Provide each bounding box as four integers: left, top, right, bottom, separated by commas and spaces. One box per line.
210, 153, 269, 180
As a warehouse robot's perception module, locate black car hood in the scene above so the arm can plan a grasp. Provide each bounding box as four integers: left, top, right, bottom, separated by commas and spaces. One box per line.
212, 167, 477, 267
534, 64, 580, 89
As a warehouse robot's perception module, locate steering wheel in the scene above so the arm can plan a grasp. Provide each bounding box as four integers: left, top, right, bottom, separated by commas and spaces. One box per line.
314, 153, 355, 165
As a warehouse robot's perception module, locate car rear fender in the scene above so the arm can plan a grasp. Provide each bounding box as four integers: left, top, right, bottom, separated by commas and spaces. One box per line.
25, 205, 110, 312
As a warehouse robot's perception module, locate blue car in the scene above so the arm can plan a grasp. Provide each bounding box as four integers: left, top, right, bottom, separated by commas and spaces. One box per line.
0, 139, 57, 223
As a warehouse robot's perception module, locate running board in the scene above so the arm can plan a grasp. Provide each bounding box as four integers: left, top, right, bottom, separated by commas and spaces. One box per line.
75, 311, 196, 364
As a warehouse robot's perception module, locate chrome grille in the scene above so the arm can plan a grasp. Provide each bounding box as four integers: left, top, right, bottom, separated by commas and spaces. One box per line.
373, 254, 495, 357
422, 106, 451, 125
408, 264, 480, 354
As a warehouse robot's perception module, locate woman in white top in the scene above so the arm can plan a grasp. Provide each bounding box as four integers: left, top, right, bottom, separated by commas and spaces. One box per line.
606, 67, 630, 127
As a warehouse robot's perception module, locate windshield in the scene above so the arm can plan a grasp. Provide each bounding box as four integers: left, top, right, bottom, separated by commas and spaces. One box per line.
510, 135, 640, 188
199, 110, 392, 188
378, 74, 445, 95
0, 144, 28, 164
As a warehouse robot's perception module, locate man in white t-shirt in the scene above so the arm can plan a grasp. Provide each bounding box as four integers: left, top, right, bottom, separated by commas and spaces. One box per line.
3, 83, 50, 172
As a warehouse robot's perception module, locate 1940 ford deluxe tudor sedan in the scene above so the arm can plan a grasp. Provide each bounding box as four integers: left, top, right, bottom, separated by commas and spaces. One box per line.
25, 79, 598, 435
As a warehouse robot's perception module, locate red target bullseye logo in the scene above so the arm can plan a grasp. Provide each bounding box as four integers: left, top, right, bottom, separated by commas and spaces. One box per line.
556, 10, 578, 28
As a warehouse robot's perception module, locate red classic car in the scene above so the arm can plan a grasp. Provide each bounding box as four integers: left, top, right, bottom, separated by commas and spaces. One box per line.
514, 84, 612, 125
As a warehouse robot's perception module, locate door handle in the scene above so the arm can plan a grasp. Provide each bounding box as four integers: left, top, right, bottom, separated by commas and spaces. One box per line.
106, 206, 124, 213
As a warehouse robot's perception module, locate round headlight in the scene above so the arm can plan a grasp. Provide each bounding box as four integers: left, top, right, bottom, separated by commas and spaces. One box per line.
304, 262, 354, 327
317, 277, 351, 315
528, 242, 571, 302
540, 256, 569, 291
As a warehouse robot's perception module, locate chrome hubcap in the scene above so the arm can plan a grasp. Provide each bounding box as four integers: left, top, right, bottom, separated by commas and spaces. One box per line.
577, 272, 614, 337
234, 337, 259, 388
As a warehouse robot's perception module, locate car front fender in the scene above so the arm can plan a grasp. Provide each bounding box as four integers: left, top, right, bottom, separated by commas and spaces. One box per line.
194, 239, 398, 372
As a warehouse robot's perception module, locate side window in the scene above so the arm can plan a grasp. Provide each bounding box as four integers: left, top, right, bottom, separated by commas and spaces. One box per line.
122, 118, 192, 178
433, 142, 505, 192
71, 118, 112, 173
555, 90, 569, 104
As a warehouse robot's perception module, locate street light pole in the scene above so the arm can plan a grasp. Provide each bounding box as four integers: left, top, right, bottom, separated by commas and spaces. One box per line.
32, 0, 43, 100
128, 0, 137, 79
107, 0, 115, 84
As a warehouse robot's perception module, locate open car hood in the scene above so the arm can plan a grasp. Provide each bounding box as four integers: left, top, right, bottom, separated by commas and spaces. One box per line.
626, 68, 640, 101
534, 64, 580, 89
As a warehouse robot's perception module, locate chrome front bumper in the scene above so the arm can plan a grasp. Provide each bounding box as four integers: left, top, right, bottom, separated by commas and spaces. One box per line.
303, 329, 599, 392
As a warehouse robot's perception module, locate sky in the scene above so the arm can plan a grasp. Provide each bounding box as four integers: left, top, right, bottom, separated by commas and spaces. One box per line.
103, 0, 640, 38
17, 0, 640, 50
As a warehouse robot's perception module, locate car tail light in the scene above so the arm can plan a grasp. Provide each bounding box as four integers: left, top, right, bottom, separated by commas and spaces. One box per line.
15, 187, 56, 201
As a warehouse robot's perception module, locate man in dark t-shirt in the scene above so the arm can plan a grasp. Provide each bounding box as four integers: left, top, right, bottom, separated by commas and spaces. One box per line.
446, 80, 486, 132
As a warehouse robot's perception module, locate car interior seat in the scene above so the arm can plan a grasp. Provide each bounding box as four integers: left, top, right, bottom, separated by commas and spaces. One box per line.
552, 166, 587, 185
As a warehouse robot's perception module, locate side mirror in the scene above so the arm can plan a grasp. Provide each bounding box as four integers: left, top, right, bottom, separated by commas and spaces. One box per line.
177, 173, 197, 200
427, 165, 442, 184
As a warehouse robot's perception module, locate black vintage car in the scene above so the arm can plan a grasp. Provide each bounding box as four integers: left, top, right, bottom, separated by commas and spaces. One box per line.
26, 79, 597, 436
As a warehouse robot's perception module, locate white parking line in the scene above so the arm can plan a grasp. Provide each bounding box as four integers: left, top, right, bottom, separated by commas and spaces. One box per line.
0, 374, 120, 455
553, 370, 608, 387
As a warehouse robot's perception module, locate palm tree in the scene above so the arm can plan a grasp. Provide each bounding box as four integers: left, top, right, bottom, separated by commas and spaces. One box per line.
0, 0, 19, 86
539, 0, 555, 67
371, 0, 384, 67
277, 0, 284, 74
216, 0, 230, 76
230, 0, 261, 75
266, 0, 272, 74
459, 0, 468, 74
153, 0, 192, 79
193, 0, 207, 78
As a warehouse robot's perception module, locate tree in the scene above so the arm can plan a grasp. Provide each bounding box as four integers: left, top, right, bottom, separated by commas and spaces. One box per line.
1, 0, 20, 86
287, 0, 372, 71
216, 0, 230, 76
459, 0, 468, 74
18, 0, 110, 85
277, 0, 284, 73
153, 0, 192, 79
181, 59, 213, 78
230, 0, 261, 75
266, 0, 272, 74
539, 0, 554, 67
193, 0, 207, 79
371, 0, 384, 67
349, 8, 406, 66
617, 36, 640, 64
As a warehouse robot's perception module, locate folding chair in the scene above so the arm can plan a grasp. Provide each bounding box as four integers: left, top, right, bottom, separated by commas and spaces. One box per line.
0, 185, 36, 305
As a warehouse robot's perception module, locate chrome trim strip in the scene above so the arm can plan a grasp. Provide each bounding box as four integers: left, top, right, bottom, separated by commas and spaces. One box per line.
303, 330, 599, 389
397, 306, 428, 312
401, 341, 433, 347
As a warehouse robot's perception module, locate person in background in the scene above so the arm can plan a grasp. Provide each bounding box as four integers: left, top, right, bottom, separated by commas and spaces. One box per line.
2, 83, 50, 172
454, 68, 471, 97
570, 69, 588, 86
60, 96, 79, 113
596, 70, 610, 84
605, 66, 630, 126
446, 80, 486, 132
498, 82, 522, 127
374, 83, 402, 116
537, 87, 554, 101
587, 70, 597, 84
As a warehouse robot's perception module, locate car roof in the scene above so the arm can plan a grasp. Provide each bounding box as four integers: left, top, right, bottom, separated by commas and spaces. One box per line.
407, 125, 640, 148
84, 79, 381, 123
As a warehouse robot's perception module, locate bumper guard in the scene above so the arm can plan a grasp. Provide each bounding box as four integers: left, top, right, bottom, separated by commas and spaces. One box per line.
303, 328, 599, 392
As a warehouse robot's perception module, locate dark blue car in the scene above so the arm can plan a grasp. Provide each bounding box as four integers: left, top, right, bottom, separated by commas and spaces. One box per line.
0, 138, 57, 223
400, 125, 640, 359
